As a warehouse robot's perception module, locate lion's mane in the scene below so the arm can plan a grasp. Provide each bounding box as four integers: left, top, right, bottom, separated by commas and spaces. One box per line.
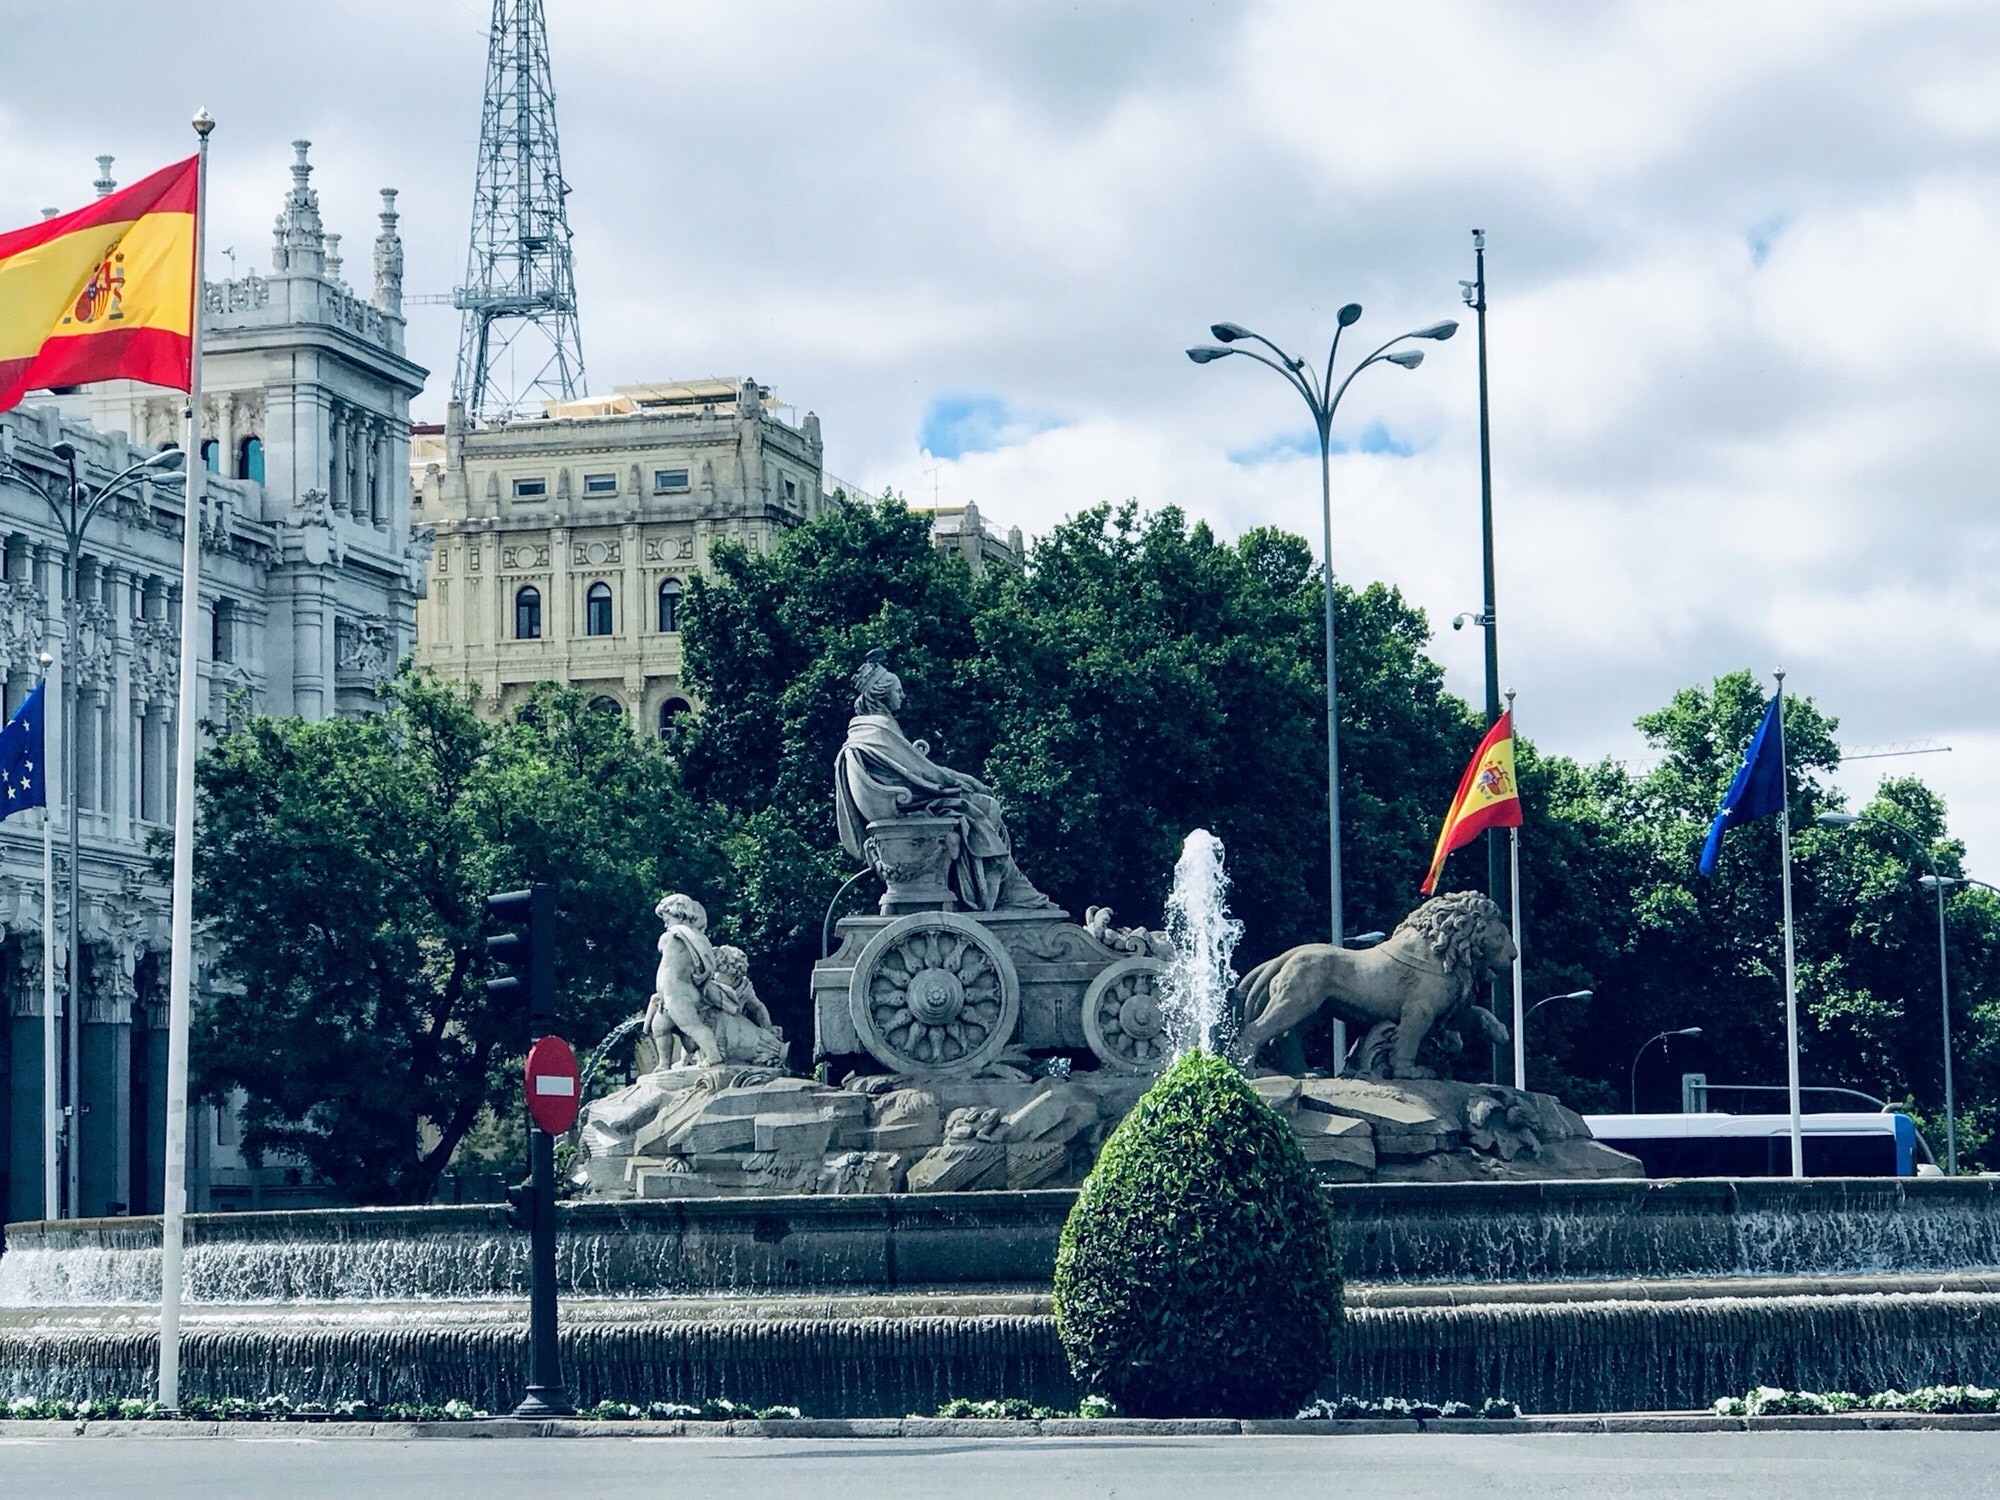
1393, 890, 1506, 1003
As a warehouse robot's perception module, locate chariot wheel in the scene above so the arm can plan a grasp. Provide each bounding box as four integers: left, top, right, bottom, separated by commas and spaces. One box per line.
1081, 957, 1172, 1075
848, 911, 1021, 1078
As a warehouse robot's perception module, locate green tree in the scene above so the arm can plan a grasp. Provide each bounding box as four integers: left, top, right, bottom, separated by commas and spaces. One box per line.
186, 671, 722, 1203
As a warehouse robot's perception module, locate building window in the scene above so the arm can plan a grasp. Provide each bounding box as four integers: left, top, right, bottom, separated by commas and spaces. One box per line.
654, 468, 690, 493
212, 598, 235, 663
659, 698, 692, 739
512, 477, 548, 500
588, 695, 623, 718
515, 585, 542, 640
200, 439, 220, 473
780, 474, 798, 502
585, 581, 613, 636
238, 436, 264, 484
657, 578, 684, 633
583, 472, 617, 496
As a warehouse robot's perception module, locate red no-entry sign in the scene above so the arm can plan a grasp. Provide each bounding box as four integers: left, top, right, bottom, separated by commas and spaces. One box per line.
524, 1035, 581, 1135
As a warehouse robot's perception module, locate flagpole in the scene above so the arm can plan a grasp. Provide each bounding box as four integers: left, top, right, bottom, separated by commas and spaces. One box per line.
158, 107, 213, 1412
39, 656, 56, 1219
1506, 688, 1525, 1090
1774, 668, 1804, 1179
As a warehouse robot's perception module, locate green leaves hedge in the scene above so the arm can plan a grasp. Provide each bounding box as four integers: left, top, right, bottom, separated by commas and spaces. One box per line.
1052, 1050, 1343, 1417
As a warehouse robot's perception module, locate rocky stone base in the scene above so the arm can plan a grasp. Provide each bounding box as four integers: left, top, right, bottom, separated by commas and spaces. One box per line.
577, 1065, 1639, 1199
1247, 1074, 1644, 1183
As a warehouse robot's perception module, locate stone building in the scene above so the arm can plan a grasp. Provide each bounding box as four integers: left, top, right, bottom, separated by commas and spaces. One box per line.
0, 142, 429, 1223
412, 398, 1031, 729
411, 379, 825, 734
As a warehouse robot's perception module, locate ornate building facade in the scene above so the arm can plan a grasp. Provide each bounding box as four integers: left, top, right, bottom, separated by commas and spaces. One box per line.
411, 380, 825, 734
0, 142, 429, 1223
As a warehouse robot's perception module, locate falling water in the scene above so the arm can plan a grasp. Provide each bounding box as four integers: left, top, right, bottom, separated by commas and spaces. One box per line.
1159, 829, 1244, 1056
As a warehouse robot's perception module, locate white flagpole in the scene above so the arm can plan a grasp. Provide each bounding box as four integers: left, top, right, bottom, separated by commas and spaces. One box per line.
159, 109, 213, 1411
39, 658, 56, 1219
1774, 668, 1804, 1179
1507, 689, 1525, 1091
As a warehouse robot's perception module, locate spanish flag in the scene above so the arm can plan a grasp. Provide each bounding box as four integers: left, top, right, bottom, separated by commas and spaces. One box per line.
1420, 709, 1523, 894
0, 156, 199, 414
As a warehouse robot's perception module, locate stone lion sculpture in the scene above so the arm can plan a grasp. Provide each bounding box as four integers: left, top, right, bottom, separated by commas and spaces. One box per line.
1231, 890, 1517, 1079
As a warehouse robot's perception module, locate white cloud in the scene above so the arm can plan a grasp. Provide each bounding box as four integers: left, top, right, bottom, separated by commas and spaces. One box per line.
7, 0, 2000, 870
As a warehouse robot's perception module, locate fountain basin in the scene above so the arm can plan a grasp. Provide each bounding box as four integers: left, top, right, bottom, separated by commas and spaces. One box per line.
11, 1178, 2000, 1305
8, 1178, 2000, 1414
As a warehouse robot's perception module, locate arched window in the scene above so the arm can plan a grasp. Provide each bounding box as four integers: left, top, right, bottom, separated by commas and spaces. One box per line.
586, 581, 613, 637
514, 585, 542, 640
237, 435, 264, 484
588, 694, 623, 718
658, 697, 692, 739
200, 439, 220, 473
657, 578, 684, 634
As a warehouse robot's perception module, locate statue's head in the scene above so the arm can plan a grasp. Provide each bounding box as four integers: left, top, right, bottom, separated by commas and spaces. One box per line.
713, 944, 749, 980
851, 648, 904, 716
1396, 890, 1517, 994
656, 892, 708, 931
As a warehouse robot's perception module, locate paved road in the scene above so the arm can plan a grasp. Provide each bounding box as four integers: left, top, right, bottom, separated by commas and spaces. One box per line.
4, 1432, 2000, 1500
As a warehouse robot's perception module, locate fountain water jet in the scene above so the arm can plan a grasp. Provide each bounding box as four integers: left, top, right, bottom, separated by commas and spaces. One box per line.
1159, 829, 1244, 1057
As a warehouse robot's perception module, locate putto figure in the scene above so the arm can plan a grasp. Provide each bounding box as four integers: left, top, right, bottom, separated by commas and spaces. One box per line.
835, 648, 1053, 912
646, 893, 787, 1069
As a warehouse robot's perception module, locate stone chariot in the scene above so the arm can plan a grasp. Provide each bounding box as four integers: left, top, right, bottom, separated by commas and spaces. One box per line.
812, 653, 1173, 1081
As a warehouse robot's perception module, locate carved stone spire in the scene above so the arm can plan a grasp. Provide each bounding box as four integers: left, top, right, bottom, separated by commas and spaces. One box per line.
93, 155, 116, 198
271, 140, 325, 276
373, 189, 404, 316
324, 232, 343, 284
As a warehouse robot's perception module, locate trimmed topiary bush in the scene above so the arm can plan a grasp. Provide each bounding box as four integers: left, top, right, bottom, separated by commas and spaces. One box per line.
1052, 1049, 1343, 1417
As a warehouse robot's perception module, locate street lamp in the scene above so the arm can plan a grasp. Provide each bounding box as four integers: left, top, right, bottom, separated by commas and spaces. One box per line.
1817, 808, 1958, 1175
0, 438, 185, 1216
1189, 304, 1457, 1072
1631, 1027, 1701, 1113
1519, 989, 1592, 1089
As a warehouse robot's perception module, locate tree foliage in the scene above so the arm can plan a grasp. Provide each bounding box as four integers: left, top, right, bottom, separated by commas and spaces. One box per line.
187, 672, 723, 1203
190, 496, 2000, 1198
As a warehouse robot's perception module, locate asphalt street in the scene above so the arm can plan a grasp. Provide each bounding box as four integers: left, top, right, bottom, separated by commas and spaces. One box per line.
3, 1433, 2000, 1500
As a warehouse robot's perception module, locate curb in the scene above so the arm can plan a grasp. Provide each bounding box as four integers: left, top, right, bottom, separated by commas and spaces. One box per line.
4, 1412, 2000, 1439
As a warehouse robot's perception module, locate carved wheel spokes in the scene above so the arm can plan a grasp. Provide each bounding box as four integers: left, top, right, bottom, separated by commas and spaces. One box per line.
1081, 958, 1171, 1075
850, 911, 1021, 1078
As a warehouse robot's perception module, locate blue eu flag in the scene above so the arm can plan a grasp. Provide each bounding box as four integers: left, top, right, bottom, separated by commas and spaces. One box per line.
0, 679, 47, 822
1698, 695, 1785, 878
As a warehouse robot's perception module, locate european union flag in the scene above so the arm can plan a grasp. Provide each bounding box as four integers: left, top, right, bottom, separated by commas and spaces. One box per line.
0, 679, 47, 821
1698, 695, 1785, 878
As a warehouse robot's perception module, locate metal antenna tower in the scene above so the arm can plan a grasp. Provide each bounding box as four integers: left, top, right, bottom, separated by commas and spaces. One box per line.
452, 0, 586, 421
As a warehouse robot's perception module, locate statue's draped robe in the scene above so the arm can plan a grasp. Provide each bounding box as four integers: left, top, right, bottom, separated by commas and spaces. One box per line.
835, 712, 1051, 912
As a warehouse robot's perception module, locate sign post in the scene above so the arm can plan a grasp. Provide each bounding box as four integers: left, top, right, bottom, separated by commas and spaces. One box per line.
486, 884, 573, 1418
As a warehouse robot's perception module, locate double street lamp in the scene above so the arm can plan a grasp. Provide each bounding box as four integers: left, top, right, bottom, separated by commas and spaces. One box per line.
0, 436, 186, 1217
1816, 809, 1958, 1176
1188, 309, 1457, 1009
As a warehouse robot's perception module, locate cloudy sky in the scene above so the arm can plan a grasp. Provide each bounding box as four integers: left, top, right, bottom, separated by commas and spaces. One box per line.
5, 1, 1999, 865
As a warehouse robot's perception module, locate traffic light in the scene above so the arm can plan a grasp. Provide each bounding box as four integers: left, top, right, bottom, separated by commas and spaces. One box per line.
486, 883, 556, 1034
504, 1178, 534, 1232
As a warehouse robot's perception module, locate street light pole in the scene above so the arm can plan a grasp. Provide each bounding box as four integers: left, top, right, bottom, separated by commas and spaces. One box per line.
1631, 1027, 1702, 1113
1518, 989, 1592, 1090
1190, 309, 1457, 1072
0, 440, 184, 1216
1817, 809, 1957, 1176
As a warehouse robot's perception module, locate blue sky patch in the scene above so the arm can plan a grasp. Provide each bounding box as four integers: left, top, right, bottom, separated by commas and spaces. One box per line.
919, 395, 1065, 459
1228, 420, 1417, 465
1747, 212, 1789, 267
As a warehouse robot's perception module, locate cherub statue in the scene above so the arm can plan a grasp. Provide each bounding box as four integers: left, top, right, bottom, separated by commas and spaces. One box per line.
645, 895, 788, 1070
